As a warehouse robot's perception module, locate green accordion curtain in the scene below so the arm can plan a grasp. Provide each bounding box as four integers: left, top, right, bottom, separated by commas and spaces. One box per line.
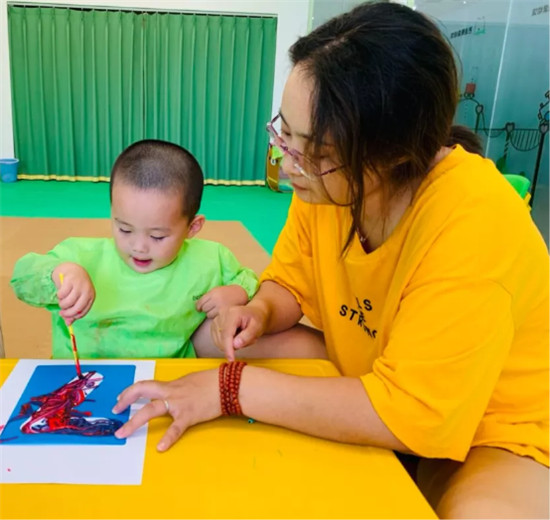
8, 6, 277, 183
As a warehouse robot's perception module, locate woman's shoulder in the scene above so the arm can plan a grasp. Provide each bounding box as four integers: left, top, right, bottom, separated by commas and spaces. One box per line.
415, 145, 532, 228
408, 146, 547, 266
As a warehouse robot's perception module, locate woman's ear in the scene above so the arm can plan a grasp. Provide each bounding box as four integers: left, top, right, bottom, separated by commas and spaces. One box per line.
187, 215, 205, 238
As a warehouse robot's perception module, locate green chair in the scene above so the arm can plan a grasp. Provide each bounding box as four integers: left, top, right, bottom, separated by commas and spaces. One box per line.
503, 174, 531, 207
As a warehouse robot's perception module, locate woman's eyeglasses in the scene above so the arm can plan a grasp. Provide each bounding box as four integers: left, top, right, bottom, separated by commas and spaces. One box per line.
266, 114, 341, 180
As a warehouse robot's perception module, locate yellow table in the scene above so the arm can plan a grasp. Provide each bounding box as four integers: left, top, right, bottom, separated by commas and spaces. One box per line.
0, 358, 436, 519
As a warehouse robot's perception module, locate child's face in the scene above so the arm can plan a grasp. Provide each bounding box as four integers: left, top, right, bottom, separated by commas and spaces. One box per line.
110, 182, 203, 274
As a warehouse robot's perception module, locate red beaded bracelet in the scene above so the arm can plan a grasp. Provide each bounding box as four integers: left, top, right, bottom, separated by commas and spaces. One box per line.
218, 361, 247, 416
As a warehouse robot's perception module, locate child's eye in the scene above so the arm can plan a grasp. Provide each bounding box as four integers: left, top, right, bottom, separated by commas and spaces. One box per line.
119, 228, 131, 234
151, 236, 166, 242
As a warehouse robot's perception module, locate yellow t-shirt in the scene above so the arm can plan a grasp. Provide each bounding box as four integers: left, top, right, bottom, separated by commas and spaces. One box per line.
261, 145, 549, 465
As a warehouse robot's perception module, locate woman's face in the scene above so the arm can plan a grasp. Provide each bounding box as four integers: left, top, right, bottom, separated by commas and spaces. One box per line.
278, 65, 352, 205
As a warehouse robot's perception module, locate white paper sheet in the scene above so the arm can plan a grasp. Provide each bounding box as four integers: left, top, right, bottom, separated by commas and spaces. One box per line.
0, 359, 155, 485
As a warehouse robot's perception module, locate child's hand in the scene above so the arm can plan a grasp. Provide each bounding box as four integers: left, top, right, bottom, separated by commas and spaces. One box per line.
196, 285, 249, 319
52, 262, 96, 326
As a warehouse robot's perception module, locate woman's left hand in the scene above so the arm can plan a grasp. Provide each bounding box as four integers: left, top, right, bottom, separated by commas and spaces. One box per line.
112, 369, 220, 451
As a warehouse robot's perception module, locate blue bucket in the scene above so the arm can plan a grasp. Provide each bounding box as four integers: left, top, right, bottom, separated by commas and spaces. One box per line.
0, 158, 19, 183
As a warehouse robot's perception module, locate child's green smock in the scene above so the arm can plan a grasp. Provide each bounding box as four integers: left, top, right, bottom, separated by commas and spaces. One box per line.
11, 237, 258, 359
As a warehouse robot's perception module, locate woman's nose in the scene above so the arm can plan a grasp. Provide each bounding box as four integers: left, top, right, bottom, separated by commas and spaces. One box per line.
281, 152, 302, 177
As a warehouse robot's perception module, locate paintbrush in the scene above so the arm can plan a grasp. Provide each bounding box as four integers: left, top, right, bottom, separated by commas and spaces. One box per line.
59, 273, 84, 379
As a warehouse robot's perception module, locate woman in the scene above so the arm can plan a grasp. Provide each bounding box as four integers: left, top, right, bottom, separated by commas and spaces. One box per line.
113, 3, 549, 517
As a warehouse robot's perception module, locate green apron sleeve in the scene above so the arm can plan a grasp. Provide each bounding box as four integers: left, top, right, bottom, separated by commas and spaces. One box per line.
10, 238, 84, 310
217, 244, 259, 299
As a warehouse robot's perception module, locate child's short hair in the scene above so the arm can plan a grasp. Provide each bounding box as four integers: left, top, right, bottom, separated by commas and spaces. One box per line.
110, 139, 204, 219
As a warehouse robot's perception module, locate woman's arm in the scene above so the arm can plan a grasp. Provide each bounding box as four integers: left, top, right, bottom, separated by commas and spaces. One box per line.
240, 366, 409, 450
113, 365, 410, 453
247, 280, 304, 334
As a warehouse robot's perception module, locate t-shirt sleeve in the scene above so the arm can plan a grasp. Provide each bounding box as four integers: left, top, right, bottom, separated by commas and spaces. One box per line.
361, 212, 516, 461
260, 196, 322, 327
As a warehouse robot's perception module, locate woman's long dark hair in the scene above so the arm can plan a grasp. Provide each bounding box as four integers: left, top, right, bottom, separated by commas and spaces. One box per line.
289, 1, 458, 249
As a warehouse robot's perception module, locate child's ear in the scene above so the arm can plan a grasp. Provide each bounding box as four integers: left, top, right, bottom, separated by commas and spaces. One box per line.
187, 215, 205, 238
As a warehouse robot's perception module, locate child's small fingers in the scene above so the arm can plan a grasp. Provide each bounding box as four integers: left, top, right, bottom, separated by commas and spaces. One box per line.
204, 300, 217, 313
73, 301, 92, 321
58, 298, 75, 312
73, 293, 91, 315
82, 298, 94, 315
60, 304, 79, 318
59, 289, 80, 309
206, 308, 218, 319
57, 283, 72, 300
196, 295, 211, 311
60, 307, 78, 320
83, 295, 95, 314
61, 295, 86, 318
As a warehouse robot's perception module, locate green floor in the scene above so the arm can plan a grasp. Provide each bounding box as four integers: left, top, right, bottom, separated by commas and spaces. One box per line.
0, 180, 292, 253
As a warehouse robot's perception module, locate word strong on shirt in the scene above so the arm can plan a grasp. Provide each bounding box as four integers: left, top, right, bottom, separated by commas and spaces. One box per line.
339, 297, 377, 338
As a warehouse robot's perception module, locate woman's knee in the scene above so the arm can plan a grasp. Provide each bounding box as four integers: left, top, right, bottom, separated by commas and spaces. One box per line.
424, 447, 549, 519
193, 320, 327, 360
237, 324, 327, 359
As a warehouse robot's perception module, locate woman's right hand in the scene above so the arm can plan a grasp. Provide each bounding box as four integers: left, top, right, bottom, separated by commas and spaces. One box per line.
52, 262, 96, 325
211, 302, 270, 361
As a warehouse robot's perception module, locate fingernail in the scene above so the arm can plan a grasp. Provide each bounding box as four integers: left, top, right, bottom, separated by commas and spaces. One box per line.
157, 442, 166, 452
112, 406, 119, 414
234, 338, 243, 348
114, 428, 124, 438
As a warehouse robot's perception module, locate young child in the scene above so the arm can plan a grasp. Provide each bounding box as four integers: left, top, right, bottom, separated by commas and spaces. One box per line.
10, 140, 258, 359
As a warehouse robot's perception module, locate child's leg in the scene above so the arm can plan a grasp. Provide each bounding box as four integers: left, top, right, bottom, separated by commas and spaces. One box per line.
417, 446, 549, 519
192, 319, 328, 359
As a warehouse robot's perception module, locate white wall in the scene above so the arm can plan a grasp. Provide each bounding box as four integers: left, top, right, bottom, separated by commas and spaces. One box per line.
311, 0, 363, 29
416, 0, 550, 25
0, 0, 311, 158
